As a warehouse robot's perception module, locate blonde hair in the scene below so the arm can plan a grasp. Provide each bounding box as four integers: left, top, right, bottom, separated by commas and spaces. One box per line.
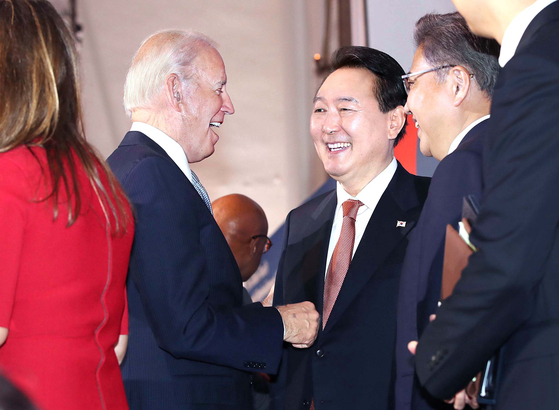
0, 0, 129, 232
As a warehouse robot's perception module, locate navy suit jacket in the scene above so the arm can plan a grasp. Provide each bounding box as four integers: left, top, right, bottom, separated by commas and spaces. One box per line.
108, 131, 284, 410
416, 3, 559, 409
272, 163, 429, 410
395, 121, 488, 410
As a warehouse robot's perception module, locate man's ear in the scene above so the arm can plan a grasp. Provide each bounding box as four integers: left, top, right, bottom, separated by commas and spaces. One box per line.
165, 74, 182, 112
388, 106, 406, 141
449, 66, 472, 107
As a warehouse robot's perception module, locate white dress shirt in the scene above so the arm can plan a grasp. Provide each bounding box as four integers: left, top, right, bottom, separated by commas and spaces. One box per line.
324, 158, 398, 278
130, 122, 192, 183
499, 0, 557, 67
447, 115, 490, 155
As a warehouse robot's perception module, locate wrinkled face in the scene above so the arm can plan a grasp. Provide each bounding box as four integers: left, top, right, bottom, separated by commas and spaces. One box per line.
404, 47, 450, 161
180, 47, 235, 163
310, 68, 395, 192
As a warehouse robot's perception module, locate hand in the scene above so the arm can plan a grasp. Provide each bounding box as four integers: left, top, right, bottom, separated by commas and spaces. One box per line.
114, 334, 128, 364
445, 389, 479, 410
409, 315, 478, 409
262, 284, 274, 307
276, 301, 319, 348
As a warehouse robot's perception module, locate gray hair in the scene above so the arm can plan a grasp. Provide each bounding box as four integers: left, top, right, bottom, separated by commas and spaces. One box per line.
414, 13, 500, 97
123, 29, 216, 117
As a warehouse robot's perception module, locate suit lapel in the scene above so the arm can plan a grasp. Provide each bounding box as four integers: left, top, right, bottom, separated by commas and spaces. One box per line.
322, 166, 416, 335
284, 191, 336, 314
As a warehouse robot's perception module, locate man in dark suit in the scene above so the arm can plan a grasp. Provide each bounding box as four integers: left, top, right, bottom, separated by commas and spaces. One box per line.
108, 30, 319, 410
271, 46, 430, 410
414, 1, 559, 408
395, 13, 500, 410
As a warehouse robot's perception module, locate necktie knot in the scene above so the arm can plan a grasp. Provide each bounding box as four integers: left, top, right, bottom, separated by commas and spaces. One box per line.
342, 199, 363, 220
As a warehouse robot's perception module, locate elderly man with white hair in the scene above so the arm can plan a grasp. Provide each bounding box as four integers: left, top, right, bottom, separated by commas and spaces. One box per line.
108, 30, 319, 410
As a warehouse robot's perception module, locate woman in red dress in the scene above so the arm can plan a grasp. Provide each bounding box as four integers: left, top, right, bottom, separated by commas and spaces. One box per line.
0, 1, 134, 409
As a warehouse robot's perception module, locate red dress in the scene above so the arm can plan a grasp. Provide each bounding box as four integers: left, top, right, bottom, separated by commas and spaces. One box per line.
0, 146, 134, 410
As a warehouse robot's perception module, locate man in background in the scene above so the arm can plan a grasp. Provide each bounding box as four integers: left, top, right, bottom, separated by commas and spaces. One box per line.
108, 29, 319, 410
213, 193, 274, 410
415, 1, 559, 408
213, 193, 272, 304
395, 12, 500, 410
272, 46, 430, 410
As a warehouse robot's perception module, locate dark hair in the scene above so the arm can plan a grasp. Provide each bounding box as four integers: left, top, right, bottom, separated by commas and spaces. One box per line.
415, 12, 500, 96
0, 373, 37, 410
0, 0, 129, 233
331, 46, 408, 146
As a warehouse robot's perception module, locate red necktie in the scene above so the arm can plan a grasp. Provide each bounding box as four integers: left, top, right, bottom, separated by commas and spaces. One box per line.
322, 199, 363, 328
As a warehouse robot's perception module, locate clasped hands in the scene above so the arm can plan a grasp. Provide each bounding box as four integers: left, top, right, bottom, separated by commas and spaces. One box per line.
408, 315, 479, 410
263, 285, 320, 349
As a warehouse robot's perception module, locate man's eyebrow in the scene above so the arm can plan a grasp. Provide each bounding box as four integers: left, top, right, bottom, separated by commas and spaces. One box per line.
337, 96, 358, 103
312, 96, 359, 104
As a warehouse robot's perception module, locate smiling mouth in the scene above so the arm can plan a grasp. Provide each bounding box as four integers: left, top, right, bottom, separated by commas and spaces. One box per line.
327, 142, 351, 152
210, 122, 221, 128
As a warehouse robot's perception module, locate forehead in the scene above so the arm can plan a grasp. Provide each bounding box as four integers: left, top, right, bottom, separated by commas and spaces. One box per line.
193, 46, 227, 84
410, 46, 430, 72
316, 67, 377, 101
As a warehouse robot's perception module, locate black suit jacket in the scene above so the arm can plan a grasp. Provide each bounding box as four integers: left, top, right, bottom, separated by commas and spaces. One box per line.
108, 131, 284, 410
416, 4, 559, 408
272, 163, 429, 410
395, 121, 488, 410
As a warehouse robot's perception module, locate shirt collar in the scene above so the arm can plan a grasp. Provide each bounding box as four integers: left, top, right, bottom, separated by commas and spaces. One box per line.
499, 0, 557, 67
335, 157, 397, 213
131, 122, 192, 182
448, 115, 491, 155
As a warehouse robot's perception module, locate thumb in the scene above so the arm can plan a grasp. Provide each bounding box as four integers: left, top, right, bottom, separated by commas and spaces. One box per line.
408, 341, 418, 355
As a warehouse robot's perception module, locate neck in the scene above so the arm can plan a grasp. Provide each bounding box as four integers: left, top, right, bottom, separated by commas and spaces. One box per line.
131, 108, 180, 143
490, 0, 538, 43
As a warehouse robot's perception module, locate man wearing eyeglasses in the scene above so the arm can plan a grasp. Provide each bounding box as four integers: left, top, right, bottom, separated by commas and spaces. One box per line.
414, 1, 559, 409
394, 12, 500, 410
271, 46, 430, 410
212, 193, 273, 303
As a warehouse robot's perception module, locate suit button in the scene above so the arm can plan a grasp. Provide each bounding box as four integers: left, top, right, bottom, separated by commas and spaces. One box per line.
302, 401, 310, 407
316, 349, 324, 358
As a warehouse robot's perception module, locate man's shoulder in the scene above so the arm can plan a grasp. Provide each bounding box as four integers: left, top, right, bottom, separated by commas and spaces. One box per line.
290, 189, 336, 219
107, 132, 174, 181
390, 163, 430, 207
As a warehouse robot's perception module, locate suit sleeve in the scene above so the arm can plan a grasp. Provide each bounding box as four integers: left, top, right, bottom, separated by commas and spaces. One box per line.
416, 54, 559, 398
0, 159, 28, 328
123, 157, 284, 373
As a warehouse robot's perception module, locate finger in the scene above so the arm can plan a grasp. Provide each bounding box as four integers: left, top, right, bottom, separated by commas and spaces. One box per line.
454, 391, 466, 410
292, 343, 309, 349
429, 314, 436, 322
407, 341, 418, 355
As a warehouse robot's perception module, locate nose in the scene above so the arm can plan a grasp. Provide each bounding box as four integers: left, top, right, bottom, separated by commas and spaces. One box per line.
404, 101, 411, 115
322, 110, 341, 135
221, 91, 235, 115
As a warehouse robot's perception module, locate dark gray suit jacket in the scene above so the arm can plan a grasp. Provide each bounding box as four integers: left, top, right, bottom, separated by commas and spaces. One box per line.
416, 4, 559, 408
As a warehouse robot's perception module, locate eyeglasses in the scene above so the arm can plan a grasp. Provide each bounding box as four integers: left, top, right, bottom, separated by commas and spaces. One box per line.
401, 65, 456, 94
252, 235, 273, 254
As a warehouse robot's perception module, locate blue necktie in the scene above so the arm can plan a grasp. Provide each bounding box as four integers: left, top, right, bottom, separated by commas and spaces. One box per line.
190, 171, 213, 214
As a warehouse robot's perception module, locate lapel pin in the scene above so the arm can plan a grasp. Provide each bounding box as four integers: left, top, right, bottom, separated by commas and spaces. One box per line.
396, 220, 407, 228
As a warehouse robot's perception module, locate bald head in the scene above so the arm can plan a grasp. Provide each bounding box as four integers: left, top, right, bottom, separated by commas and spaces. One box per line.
213, 194, 269, 281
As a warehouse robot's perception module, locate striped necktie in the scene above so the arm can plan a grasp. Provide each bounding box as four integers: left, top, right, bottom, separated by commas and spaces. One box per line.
190, 170, 213, 214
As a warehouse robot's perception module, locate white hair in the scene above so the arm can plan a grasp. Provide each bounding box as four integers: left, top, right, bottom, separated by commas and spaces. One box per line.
123, 29, 216, 118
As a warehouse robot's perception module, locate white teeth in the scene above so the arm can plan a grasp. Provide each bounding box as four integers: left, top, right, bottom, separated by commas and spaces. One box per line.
210, 122, 221, 128
327, 142, 351, 151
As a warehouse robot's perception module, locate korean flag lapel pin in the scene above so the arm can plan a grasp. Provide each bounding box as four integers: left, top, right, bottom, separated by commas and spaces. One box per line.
396, 220, 407, 228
